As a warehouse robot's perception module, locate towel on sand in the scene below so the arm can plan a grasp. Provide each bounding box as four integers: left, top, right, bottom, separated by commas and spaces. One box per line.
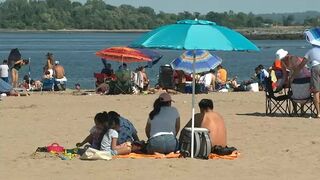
114, 151, 239, 160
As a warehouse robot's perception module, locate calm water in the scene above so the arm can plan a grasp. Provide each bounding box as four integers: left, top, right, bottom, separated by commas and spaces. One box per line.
0, 32, 312, 89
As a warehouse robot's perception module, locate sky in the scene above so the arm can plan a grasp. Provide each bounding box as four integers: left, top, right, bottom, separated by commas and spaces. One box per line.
74, 0, 320, 14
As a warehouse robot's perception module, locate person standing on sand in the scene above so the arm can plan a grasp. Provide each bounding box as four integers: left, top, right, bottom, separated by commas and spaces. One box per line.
11, 59, 29, 88
303, 28, 320, 118
0, 60, 9, 83
44, 53, 55, 77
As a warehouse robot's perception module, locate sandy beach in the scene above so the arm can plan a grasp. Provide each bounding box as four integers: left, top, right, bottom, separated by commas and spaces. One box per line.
0, 91, 319, 180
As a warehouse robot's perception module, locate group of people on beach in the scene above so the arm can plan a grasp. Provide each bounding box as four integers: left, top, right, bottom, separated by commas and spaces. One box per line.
173, 64, 229, 93
95, 61, 150, 95
0, 51, 67, 95
76, 93, 232, 156
262, 28, 320, 118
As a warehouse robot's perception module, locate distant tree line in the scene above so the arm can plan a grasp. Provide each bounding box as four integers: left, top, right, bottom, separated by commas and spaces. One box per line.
0, 0, 319, 30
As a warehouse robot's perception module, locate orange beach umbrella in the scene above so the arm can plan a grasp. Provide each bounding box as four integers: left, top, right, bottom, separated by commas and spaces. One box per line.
95, 46, 152, 63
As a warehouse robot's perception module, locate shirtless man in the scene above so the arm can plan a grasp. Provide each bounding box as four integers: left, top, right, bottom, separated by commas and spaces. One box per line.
182, 98, 227, 147
53, 61, 65, 79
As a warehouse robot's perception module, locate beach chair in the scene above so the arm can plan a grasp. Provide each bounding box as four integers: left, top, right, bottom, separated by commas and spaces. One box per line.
159, 65, 175, 89
110, 70, 132, 94
42, 78, 55, 91
290, 78, 317, 117
265, 77, 291, 116
132, 71, 144, 93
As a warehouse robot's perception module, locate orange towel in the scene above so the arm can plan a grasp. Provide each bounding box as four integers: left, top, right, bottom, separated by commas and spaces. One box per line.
114, 152, 181, 159
208, 151, 240, 160
114, 151, 239, 160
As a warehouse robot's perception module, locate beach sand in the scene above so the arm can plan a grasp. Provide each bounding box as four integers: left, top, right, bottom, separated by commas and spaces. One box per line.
0, 92, 319, 180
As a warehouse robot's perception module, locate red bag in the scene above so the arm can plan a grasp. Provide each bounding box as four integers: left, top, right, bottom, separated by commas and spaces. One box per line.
47, 143, 65, 153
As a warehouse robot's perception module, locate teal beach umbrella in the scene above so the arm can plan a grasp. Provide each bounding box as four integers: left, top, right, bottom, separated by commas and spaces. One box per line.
131, 19, 259, 158
131, 19, 259, 51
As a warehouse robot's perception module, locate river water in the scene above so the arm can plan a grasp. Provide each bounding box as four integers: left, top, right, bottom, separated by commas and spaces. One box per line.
0, 32, 312, 89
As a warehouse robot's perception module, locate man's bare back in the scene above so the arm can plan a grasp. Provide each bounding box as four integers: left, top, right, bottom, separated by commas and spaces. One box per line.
182, 111, 227, 148
201, 111, 227, 147
54, 65, 65, 79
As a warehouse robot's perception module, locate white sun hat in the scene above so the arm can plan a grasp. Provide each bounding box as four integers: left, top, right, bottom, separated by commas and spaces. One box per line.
304, 27, 320, 47
275, 49, 288, 60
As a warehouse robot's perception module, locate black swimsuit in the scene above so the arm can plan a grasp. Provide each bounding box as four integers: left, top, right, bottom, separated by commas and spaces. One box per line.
13, 63, 22, 71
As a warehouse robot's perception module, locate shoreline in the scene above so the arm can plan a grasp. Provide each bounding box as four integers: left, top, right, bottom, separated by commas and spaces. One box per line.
0, 26, 310, 40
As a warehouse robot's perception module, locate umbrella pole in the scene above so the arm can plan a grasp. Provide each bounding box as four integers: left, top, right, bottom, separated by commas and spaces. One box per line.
191, 50, 196, 158
28, 58, 31, 90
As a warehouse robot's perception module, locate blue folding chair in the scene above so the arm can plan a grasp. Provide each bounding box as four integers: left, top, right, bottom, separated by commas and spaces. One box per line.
42, 78, 54, 91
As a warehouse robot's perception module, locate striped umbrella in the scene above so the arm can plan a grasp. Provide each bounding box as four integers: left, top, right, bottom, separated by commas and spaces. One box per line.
171, 50, 222, 74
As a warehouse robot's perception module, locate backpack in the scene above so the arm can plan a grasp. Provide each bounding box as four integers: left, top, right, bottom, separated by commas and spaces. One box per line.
179, 127, 212, 159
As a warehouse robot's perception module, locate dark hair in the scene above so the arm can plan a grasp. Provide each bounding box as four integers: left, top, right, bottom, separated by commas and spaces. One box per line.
107, 111, 120, 127
198, 99, 214, 110
23, 59, 29, 65
94, 111, 109, 148
94, 111, 109, 125
258, 64, 264, 69
122, 63, 127, 68
149, 98, 171, 120
217, 65, 223, 69
23, 75, 30, 83
3, 59, 7, 64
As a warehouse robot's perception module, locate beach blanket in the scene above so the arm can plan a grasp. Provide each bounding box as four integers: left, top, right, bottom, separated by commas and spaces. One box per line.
114, 151, 239, 160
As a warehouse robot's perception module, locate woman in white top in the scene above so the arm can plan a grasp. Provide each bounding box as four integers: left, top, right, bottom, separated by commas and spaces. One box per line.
145, 92, 180, 154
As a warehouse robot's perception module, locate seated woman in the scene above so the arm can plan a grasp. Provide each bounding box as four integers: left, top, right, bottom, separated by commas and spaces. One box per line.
145, 93, 180, 154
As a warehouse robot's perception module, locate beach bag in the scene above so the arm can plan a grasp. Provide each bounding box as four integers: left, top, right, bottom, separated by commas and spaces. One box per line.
47, 143, 65, 153
179, 127, 211, 159
80, 147, 112, 160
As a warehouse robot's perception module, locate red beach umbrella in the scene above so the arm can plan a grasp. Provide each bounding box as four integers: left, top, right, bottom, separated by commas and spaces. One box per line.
95, 46, 152, 63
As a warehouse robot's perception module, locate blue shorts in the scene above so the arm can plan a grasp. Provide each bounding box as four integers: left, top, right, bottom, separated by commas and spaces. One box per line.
1, 77, 9, 83
147, 134, 178, 154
